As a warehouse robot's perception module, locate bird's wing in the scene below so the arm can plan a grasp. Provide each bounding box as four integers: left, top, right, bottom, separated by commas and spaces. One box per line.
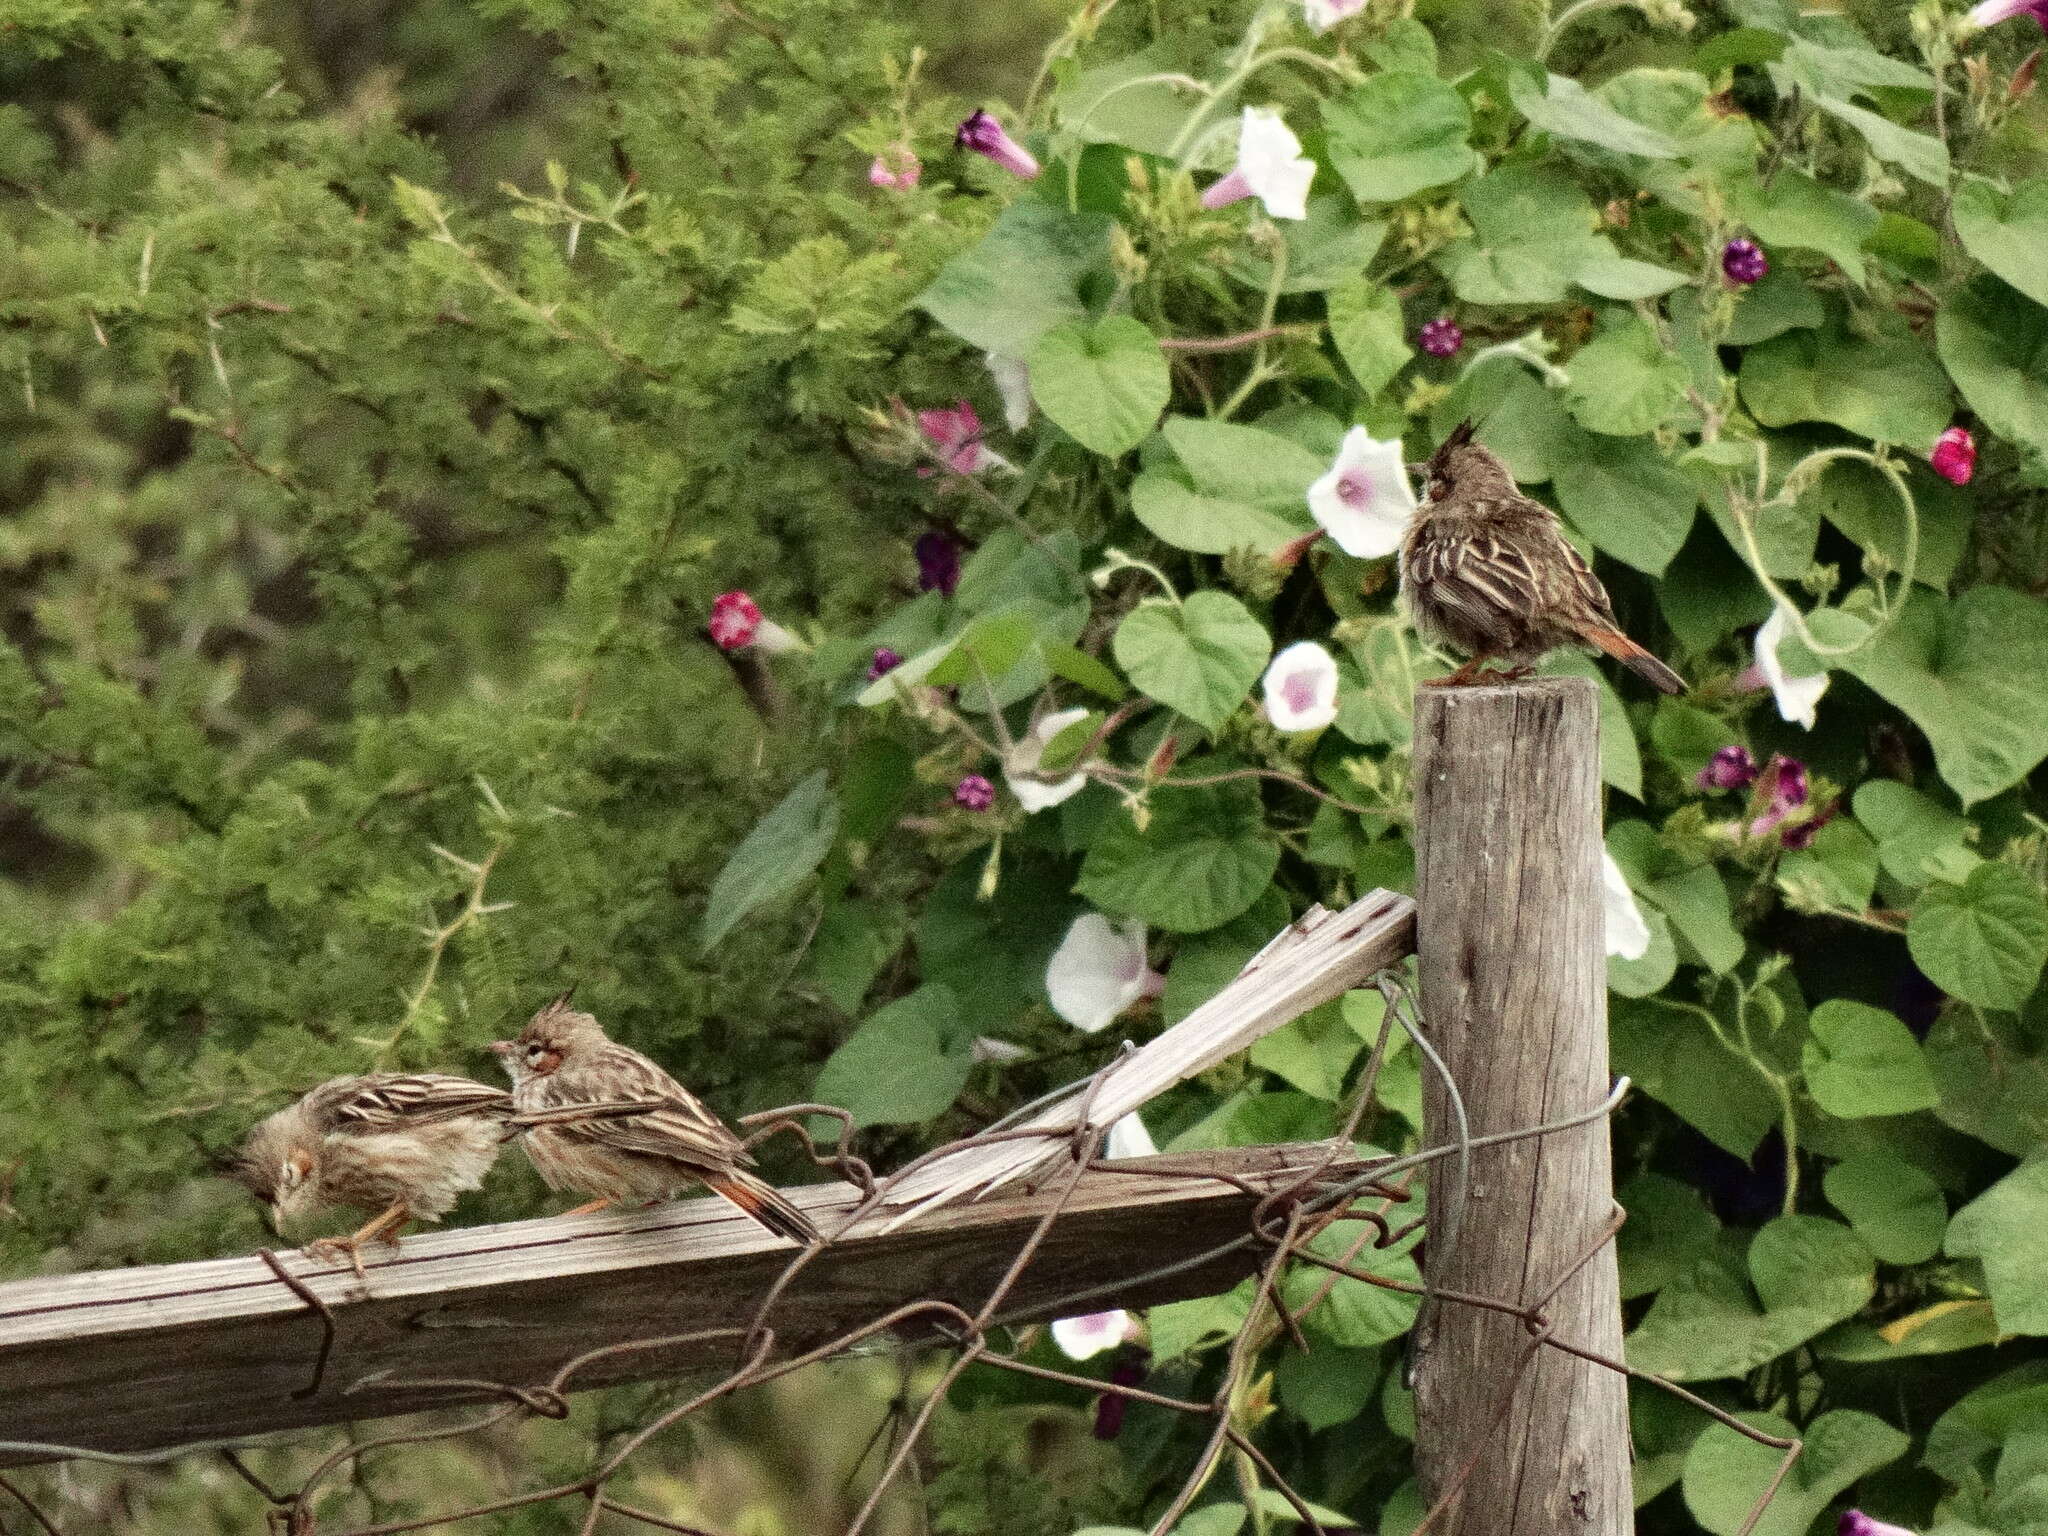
542, 1048, 750, 1169
1409, 510, 1547, 626
310, 1074, 511, 1134
1531, 519, 1620, 628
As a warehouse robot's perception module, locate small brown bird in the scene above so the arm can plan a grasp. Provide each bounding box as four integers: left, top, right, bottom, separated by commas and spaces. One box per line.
492, 996, 818, 1245
1401, 422, 1686, 694
227, 1074, 511, 1275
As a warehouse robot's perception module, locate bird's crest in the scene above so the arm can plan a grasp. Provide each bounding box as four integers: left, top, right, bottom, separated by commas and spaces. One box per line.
1428, 418, 1477, 475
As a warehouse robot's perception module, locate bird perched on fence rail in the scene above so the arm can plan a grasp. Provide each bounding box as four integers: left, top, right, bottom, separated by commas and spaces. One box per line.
493, 995, 820, 1245
1400, 421, 1686, 695
226, 1073, 512, 1276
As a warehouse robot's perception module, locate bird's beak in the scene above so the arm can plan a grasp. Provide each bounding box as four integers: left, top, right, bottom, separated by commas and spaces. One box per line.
265, 1202, 284, 1237
489, 1040, 513, 1056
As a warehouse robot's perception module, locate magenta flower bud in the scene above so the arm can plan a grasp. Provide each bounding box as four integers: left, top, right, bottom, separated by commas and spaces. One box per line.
1721, 238, 1768, 285
1780, 797, 1839, 851
1748, 754, 1810, 837
865, 647, 903, 681
1092, 1348, 1149, 1440
868, 146, 921, 191
955, 110, 1040, 180
708, 591, 762, 651
1697, 745, 1759, 792
1838, 1512, 1919, 1536
1930, 426, 1977, 486
954, 774, 996, 811
915, 528, 964, 596
1417, 317, 1464, 357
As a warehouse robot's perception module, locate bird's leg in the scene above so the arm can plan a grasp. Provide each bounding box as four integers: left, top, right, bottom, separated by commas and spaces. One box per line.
563, 1197, 615, 1217
306, 1201, 411, 1280
1497, 663, 1536, 681
1425, 653, 1496, 688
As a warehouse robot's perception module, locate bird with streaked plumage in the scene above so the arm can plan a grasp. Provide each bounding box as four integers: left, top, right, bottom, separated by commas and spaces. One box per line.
493, 995, 819, 1245
1400, 421, 1686, 696
226, 1073, 512, 1276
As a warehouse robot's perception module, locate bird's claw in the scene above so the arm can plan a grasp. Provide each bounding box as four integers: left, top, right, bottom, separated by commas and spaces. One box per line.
304, 1236, 370, 1282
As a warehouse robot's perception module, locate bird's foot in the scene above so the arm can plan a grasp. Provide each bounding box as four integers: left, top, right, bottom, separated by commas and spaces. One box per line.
305, 1236, 372, 1282
563, 1197, 615, 1217
1423, 656, 1495, 688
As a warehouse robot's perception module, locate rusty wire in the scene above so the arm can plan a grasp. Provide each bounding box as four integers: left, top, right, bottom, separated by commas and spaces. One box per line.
0, 974, 1807, 1536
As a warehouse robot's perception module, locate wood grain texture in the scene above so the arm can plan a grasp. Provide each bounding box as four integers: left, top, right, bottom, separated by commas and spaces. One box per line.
886, 888, 1414, 1217
0, 1143, 1363, 1467
1410, 677, 1629, 1536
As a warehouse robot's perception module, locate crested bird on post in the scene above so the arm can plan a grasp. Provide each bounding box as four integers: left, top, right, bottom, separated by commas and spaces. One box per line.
1399, 421, 1686, 695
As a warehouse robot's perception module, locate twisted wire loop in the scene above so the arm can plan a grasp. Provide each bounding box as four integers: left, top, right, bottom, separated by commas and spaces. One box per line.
1, 972, 1800, 1536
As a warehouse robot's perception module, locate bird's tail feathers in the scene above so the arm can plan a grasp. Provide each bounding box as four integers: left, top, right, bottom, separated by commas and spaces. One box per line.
1582, 627, 1686, 696
705, 1168, 820, 1245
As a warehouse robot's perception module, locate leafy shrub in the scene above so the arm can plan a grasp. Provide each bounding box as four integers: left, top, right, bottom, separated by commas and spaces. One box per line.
5, 0, 2048, 1531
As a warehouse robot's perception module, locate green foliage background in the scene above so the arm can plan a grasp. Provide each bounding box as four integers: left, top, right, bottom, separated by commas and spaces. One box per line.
2, 0, 2047, 1531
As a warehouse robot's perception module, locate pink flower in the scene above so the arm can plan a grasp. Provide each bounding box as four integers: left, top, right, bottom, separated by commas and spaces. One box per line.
916, 400, 1011, 478
1418, 317, 1464, 357
1748, 754, 1810, 838
954, 774, 995, 811
1970, 0, 2048, 29
707, 590, 800, 654
955, 110, 1040, 179
1838, 1513, 1918, 1536
708, 591, 762, 651
1697, 745, 1759, 791
868, 146, 920, 190
1930, 426, 1976, 486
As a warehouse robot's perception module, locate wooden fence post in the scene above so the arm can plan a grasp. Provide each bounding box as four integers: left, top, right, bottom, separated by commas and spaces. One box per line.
1410, 676, 1629, 1536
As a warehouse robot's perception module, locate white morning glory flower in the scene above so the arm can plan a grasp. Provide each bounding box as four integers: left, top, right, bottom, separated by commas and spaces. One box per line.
1051, 1309, 1137, 1360
1004, 706, 1092, 813
1300, 0, 1369, 31
1750, 605, 1828, 731
1199, 108, 1315, 222
987, 353, 1032, 431
1603, 852, 1652, 962
1307, 427, 1417, 559
1105, 1111, 1158, 1160
1262, 641, 1341, 733
1046, 912, 1163, 1033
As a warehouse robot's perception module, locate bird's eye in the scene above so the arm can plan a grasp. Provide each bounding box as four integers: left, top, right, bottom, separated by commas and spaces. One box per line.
526, 1044, 546, 1064
279, 1161, 302, 1190
1428, 474, 1449, 500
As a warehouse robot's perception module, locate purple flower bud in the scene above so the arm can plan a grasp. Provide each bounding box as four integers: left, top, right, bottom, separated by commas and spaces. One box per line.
1747, 754, 1810, 837
1092, 1347, 1149, 1440
915, 528, 964, 597
865, 647, 902, 681
1417, 317, 1464, 357
1721, 238, 1768, 285
954, 774, 995, 811
955, 110, 1040, 180
1697, 744, 1759, 792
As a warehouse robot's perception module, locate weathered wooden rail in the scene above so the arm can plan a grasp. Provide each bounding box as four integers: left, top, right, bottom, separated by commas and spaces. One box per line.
0, 890, 1417, 1467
